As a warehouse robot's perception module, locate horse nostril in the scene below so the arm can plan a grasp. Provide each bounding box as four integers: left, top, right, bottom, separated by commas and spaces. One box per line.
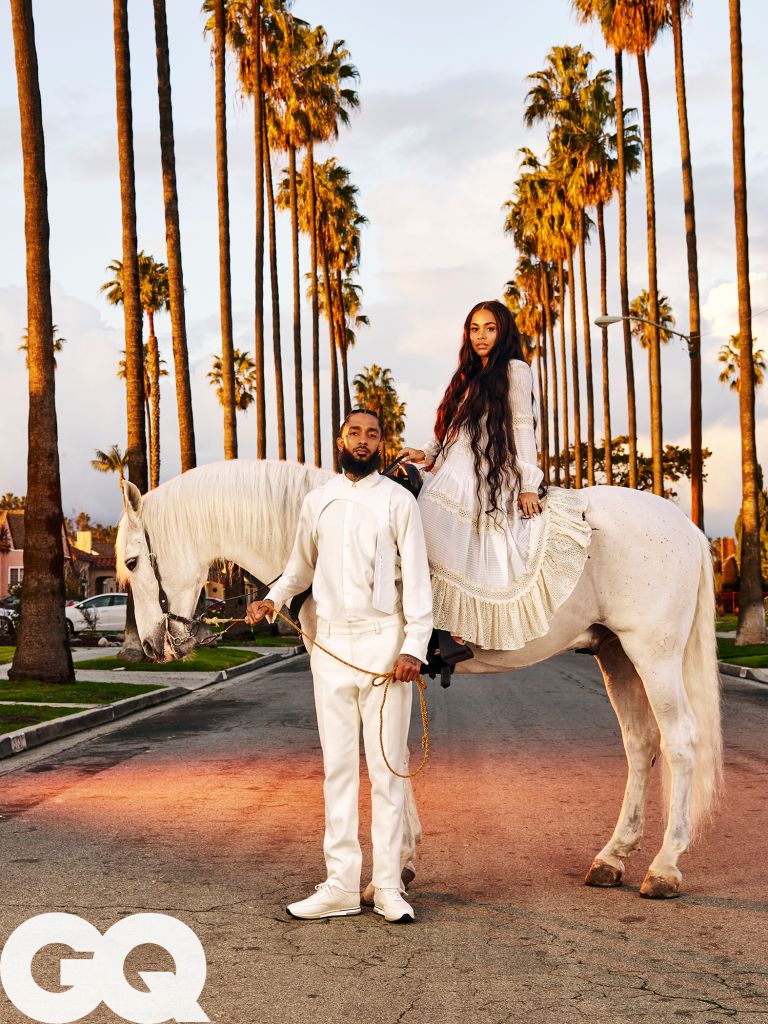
142, 639, 156, 660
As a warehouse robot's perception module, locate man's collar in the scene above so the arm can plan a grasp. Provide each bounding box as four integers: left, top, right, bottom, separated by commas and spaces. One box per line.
340, 470, 382, 489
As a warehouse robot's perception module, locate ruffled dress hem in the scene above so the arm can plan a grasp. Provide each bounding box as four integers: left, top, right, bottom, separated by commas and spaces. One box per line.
428, 487, 591, 650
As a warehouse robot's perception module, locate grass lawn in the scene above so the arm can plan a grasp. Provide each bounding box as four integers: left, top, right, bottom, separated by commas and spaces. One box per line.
717, 637, 768, 668
76, 647, 260, 673
0, 680, 164, 704
0, 647, 14, 665
0, 704, 84, 736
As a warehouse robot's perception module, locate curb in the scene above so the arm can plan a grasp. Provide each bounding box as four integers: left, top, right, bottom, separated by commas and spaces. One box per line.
0, 647, 306, 762
719, 660, 768, 685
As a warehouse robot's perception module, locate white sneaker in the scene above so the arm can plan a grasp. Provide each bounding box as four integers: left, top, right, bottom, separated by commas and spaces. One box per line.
286, 882, 361, 920
373, 887, 415, 923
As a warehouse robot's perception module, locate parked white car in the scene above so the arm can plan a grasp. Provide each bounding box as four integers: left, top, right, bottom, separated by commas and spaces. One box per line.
0, 607, 15, 641
65, 593, 128, 635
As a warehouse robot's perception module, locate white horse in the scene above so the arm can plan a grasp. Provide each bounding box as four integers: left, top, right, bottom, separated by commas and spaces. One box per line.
116, 459, 722, 900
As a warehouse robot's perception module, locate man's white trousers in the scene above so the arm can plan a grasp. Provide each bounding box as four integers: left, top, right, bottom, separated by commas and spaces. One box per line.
310, 615, 412, 892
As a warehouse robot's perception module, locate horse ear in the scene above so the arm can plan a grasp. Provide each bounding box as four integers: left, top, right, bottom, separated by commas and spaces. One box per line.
122, 480, 142, 523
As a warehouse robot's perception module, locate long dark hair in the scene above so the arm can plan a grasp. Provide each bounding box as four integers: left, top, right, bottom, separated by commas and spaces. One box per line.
434, 299, 529, 514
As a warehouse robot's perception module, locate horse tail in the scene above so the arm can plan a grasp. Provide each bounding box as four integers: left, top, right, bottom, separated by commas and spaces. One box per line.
683, 528, 723, 833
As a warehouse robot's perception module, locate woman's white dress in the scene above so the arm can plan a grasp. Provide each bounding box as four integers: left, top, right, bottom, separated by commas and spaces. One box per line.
418, 359, 591, 651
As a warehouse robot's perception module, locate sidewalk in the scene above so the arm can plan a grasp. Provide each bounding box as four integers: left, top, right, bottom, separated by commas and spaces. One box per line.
0, 644, 304, 761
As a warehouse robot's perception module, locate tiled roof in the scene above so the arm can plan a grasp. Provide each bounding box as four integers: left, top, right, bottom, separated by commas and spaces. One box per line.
0, 510, 25, 549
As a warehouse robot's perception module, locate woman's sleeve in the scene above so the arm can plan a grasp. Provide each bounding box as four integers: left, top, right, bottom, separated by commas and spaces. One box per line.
421, 437, 440, 464
509, 360, 544, 492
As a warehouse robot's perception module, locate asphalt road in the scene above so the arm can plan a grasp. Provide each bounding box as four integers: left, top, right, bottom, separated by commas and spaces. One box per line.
0, 653, 767, 1024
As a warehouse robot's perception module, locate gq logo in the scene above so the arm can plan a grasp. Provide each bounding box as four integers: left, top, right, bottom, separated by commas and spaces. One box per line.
0, 913, 208, 1023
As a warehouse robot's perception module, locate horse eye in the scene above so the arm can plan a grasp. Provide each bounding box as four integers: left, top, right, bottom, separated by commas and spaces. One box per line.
125, 557, 138, 572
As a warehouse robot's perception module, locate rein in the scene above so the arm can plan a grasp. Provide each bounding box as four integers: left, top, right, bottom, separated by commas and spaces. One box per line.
143, 527, 276, 651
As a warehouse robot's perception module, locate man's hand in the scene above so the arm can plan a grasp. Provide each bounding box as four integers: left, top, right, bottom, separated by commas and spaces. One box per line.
393, 654, 421, 682
245, 599, 275, 625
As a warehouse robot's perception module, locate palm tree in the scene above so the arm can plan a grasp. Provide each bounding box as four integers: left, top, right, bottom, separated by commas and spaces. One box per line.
208, 348, 259, 411
91, 445, 129, 483
352, 365, 406, 465
117, 344, 169, 487
153, 0, 196, 473
718, 336, 765, 392
262, 108, 286, 458
19, 324, 65, 367
729, 0, 764, 644
505, 154, 563, 485
211, 0, 237, 460
300, 31, 359, 466
111, 0, 147, 496
671, 0, 703, 529
8, 0, 74, 685
102, 253, 170, 489
571, 0, 659, 490
630, 289, 675, 395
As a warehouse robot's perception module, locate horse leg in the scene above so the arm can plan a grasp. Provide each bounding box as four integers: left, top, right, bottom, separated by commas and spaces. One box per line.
617, 638, 697, 899
585, 638, 661, 889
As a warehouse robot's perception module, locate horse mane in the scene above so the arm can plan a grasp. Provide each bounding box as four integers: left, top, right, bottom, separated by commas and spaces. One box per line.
116, 459, 332, 582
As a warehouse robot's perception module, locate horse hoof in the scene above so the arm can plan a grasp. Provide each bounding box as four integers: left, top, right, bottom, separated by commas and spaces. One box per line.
401, 867, 416, 891
639, 872, 681, 899
361, 882, 375, 906
584, 859, 623, 888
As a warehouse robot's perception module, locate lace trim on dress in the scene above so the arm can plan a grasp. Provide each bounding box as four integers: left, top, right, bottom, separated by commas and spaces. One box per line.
428, 487, 591, 650
422, 489, 510, 531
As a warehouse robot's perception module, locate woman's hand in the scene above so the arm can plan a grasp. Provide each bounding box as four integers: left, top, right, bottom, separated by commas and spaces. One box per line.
518, 492, 543, 519
399, 446, 426, 464
399, 446, 434, 471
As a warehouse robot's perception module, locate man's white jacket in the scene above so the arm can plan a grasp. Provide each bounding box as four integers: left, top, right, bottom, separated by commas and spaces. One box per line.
267, 471, 434, 663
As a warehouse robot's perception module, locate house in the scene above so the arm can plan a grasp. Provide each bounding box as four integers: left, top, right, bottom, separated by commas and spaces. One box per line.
0, 510, 25, 599
0, 512, 118, 600
69, 531, 119, 598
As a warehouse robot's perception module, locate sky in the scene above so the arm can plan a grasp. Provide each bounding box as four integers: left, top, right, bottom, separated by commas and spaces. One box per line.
0, 0, 767, 539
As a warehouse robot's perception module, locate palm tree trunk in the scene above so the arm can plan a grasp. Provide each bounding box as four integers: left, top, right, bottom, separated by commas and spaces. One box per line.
262, 114, 286, 459
558, 260, 570, 487
335, 270, 352, 415
547, 274, 560, 488
320, 240, 340, 470
253, 1, 266, 458
578, 214, 595, 486
637, 52, 663, 497
597, 202, 612, 485
535, 324, 547, 481
214, 0, 237, 460
308, 142, 321, 467
671, 0, 703, 529
540, 267, 552, 483
8, 0, 74, 685
147, 311, 161, 489
153, 0, 196, 472
111, 0, 146, 494
615, 49, 638, 489
567, 246, 582, 488
289, 145, 304, 462
730, 0, 765, 644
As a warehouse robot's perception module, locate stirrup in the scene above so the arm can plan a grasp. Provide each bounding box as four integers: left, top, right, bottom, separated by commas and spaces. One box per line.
421, 629, 473, 689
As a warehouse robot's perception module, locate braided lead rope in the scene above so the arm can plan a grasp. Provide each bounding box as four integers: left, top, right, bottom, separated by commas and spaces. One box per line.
202, 608, 430, 779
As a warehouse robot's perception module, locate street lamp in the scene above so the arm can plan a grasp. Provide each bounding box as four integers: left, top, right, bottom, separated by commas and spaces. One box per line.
594, 312, 703, 530
594, 314, 694, 355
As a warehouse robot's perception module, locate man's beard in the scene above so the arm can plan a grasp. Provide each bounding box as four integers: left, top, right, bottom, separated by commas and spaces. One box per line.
339, 447, 381, 478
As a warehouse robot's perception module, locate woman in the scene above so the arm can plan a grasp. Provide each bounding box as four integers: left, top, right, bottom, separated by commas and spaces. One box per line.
400, 300, 590, 651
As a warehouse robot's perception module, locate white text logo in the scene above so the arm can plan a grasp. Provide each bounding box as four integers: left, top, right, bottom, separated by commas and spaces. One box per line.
0, 912, 209, 1023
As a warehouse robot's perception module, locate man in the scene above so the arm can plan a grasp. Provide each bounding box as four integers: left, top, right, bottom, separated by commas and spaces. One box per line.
246, 409, 433, 924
